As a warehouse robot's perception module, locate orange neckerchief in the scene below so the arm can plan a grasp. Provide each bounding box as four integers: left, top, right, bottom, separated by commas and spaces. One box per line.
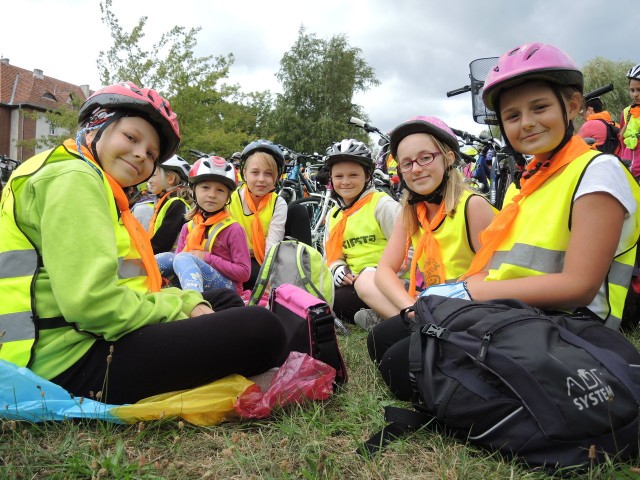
147, 191, 171, 236
244, 188, 273, 264
325, 192, 375, 265
407, 202, 447, 298
630, 105, 640, 119
64, 139, 161, 292
183, 210, 231, 252
461, 135, 591, 280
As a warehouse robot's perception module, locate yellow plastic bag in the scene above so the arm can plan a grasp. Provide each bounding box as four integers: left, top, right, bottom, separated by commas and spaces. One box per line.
111, 374, 254, 426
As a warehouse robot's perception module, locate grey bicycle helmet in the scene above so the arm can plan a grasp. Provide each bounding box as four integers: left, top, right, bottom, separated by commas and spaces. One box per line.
325, 139, 374, 174
627, 64, 640, 81
159, 155, 190, 183
241, 139, 285, 177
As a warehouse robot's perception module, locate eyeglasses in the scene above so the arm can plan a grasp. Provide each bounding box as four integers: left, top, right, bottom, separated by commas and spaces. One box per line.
398, 152, 442, 173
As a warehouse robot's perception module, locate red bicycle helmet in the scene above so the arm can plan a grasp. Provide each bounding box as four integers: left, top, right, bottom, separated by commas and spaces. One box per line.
79, 82, 180, 163
482, 43, 583, 111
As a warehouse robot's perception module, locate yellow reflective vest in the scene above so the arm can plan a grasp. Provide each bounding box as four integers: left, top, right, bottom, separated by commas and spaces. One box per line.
327, 191, 391, 273
228, 188, 277, 255
186, 216, 237, 252
485, 150, 640, 329
0, 145, 149, 367
411, 190, 478, 286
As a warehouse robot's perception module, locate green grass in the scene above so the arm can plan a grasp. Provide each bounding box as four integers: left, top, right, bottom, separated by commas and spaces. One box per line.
1, 327, 640, 479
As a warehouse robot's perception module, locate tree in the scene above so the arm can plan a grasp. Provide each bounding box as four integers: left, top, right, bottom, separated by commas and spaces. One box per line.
582, 57, 635, 123
269, 27, 380, 154
96, 0, 269, 159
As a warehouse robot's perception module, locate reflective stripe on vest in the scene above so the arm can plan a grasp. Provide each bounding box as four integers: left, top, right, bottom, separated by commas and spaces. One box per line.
327, 191, 388, 273
486, 150, 640, 328
0, 148, 55, 366
228, 188, 277, 254
186, 216, 236, 252
411, 190, 477, 284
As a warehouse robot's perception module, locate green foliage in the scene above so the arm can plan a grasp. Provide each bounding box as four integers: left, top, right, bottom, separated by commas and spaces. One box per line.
582, 56, 636, 122
269, 27, 380, 154
97, 0, 270, 160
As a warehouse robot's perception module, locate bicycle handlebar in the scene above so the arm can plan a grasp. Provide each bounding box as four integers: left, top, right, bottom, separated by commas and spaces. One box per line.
348, 117, 389, 142
584, 84, 614, 102
446, 85, 472, 97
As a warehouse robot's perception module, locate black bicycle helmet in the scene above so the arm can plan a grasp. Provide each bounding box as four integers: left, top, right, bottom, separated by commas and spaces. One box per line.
240, 139, 285, 177
325, 139, 374, 174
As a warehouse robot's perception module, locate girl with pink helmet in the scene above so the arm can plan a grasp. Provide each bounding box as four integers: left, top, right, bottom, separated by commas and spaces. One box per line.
365, 115, 496, 397
460, 43, 640, 330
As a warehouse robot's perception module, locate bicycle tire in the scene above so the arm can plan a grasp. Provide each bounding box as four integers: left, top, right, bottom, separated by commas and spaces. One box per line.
494, 156, 517, 210
290, 196, 330, 254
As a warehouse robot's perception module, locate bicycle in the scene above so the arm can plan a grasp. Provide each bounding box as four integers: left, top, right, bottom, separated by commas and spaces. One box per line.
348, 116, 402, 199
451, 128, 522, 210
289, 171, 338, 254
278, 149, 321, 204
0, 155, 20, 194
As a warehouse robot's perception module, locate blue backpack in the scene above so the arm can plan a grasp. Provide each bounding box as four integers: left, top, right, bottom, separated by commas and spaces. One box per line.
363, 296, 640, 469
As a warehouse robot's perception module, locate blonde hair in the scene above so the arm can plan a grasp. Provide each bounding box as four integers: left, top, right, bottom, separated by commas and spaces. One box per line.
243, 152, 278, 179
400, 134, 472, 236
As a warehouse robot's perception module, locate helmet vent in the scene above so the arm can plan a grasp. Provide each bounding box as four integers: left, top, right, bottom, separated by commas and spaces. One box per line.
525, 47, 540, 61
507, 47, 521, 56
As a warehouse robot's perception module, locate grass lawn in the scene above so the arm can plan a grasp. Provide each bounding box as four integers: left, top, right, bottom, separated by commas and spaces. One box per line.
1, 326, 640, 479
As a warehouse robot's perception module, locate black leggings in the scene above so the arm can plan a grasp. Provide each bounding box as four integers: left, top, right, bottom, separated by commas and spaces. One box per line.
367, 314, 416, 401
333, 285, 368, 323
51, 289, 287, 404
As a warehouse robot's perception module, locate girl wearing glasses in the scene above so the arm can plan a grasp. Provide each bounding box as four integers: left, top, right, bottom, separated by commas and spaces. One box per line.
361, 117, 495, 327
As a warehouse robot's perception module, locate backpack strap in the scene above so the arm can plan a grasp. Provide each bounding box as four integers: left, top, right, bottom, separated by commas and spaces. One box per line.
248, 242, 281, 305
309, 306, 347, 383
360, 406, 431, 456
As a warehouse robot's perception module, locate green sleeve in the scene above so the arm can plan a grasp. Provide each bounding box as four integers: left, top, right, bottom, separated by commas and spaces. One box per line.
23, 162, 207, 341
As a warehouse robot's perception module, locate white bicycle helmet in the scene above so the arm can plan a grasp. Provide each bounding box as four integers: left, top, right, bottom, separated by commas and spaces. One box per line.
188, 156, 237, 191
159, 155, 190, 183
627, 64, 640, 81
325, 139, 374, 173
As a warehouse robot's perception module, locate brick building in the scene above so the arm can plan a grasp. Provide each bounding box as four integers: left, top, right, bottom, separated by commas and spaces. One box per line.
0, 58, 91, 161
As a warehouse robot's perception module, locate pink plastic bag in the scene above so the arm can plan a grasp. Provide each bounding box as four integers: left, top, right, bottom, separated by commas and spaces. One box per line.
234, 351, 335, 419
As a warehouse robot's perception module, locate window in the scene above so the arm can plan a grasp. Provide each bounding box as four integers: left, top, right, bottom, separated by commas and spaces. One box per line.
42, 92, 56, 101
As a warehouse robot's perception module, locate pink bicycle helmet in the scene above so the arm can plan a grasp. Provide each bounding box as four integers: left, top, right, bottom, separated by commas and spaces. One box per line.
389, 116, 460, 158
79, 82, 180, 163
482, 43, 583, 111
189, 156, 237, 191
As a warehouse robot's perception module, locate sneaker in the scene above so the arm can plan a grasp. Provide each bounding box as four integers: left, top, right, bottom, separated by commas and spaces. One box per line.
354, 308, 384, 331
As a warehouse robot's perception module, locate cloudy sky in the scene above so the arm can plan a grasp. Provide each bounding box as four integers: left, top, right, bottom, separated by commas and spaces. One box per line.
4, 0, 637, 140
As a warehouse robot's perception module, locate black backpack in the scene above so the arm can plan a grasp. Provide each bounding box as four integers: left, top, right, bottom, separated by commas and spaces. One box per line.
363, 296, 640, 469
596, 119, 621, 155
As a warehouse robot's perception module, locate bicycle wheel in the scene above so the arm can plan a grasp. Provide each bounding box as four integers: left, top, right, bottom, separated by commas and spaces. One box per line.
494, 156, 517, 210
290, 196, 329, 254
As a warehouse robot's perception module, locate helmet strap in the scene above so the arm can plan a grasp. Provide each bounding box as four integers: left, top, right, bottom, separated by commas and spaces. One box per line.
406, 165, 453, 205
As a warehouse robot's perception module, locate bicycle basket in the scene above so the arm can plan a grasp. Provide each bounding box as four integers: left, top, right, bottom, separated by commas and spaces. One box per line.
469, 57, 499, 125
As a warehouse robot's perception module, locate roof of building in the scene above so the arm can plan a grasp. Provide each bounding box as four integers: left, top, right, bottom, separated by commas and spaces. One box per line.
0, 59, 90, 110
